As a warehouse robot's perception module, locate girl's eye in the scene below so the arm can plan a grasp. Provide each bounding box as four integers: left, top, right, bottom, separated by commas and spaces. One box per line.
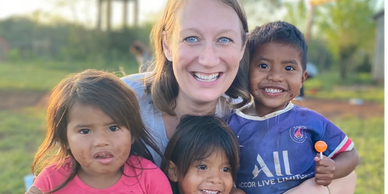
219, 37, 232, 44
285, 66, 295, 71
109, 126, 120, 132
222, 167, 231, 173
79, 129, 90, 134
184, 36, 198, 43
259, 63, 268, 68
197, 165, 207, 170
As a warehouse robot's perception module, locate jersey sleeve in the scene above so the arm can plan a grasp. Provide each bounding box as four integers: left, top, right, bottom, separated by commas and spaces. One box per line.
320, 119, 354, 159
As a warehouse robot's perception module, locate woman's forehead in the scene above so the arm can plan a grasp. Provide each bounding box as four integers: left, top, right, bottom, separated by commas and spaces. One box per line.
174, 0, 242, 35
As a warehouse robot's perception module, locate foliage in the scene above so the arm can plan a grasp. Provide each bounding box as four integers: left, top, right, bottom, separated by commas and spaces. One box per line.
314, 0, 376, 79
240, 0, 284, 28
0, 16, 154, 63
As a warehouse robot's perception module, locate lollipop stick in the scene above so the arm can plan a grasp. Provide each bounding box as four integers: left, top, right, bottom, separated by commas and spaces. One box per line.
320, 152, 323, 159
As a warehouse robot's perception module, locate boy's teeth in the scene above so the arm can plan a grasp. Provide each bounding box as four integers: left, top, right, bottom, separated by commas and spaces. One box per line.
265, 88, 282, 93
194, 73, 219, 82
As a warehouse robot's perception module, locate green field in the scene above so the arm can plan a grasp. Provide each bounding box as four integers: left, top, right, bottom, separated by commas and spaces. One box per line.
0, 61, 384, 194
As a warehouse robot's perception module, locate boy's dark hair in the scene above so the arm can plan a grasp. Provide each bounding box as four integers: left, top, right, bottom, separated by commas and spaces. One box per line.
162, 115, 240, 194
249, 21, 308, 70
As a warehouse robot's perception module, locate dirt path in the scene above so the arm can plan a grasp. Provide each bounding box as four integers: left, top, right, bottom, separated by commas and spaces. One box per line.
0, 91, 384, 119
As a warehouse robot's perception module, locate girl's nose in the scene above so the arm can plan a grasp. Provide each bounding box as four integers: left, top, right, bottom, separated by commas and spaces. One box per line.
206, 170, 222, 184
93, 133, 109, 147
198, 42, 220, 68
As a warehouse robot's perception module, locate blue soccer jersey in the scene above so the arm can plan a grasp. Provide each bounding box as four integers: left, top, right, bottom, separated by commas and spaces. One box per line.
227, 103, 354, 194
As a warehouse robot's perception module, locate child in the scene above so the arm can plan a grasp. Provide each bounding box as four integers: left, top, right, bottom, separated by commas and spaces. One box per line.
29, 69, 172, 194
161, 115, 240, 194
227, 21, 359, 194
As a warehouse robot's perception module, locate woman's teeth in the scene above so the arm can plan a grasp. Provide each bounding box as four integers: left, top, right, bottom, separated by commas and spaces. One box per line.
265, 88, 282, 93
194, 73, 219, 82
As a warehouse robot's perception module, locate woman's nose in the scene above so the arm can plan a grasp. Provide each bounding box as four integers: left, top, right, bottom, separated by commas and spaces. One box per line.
198, 42, 220, 68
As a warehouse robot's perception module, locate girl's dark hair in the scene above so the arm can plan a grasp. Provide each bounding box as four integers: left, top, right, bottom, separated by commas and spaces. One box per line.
161, 115, 240, 193
249, 21, 308, 70
31, 69, 165, 193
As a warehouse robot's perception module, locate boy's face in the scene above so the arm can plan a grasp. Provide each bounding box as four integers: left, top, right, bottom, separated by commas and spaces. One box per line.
249, 42, 308, 116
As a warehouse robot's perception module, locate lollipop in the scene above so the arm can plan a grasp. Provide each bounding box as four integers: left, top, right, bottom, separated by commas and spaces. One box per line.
314, 141, 327, 159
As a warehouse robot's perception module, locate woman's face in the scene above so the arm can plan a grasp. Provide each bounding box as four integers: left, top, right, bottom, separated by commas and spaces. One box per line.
163, 0, 246, 104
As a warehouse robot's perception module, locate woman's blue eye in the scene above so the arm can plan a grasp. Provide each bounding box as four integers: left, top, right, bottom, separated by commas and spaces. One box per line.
79, 129, 90, 134
184, 36, 198, 43
109, 126, 120, 132
259, 63, 268, 68
285, 66, 295, 71
222, 167, 231, 172
197, 165, 207, 170
219, 37, 232, 44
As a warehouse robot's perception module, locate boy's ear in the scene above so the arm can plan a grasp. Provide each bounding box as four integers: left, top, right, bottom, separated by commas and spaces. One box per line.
300, 71, 308, 88
167, 161, 178, 182
162, 32, 172, 61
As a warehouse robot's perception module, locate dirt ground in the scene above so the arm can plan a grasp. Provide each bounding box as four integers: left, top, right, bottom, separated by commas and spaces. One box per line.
0, 91, 384, 119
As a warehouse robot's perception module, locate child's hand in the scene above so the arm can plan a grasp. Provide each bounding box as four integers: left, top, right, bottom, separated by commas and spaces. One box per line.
230, 187, 246, 194
25, 186, 43, 194
314, 153, 335, 186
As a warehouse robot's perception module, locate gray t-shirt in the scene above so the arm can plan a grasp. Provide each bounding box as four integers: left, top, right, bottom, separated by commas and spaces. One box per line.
121, 73, 233, 166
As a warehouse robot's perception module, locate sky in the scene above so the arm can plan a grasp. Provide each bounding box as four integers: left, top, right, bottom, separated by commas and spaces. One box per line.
0, 0, 168, 26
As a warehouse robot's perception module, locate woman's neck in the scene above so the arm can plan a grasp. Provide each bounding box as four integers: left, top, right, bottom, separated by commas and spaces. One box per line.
163, 93, 218, 139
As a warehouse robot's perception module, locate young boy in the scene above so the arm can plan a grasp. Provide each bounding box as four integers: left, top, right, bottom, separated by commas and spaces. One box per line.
227, 21, 359, 194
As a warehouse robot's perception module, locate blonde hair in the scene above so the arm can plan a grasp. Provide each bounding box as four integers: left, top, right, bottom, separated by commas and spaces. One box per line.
145, 0, 251, 116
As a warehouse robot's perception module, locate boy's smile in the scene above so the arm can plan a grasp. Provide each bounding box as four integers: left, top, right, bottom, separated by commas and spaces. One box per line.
248, 42, 308, 117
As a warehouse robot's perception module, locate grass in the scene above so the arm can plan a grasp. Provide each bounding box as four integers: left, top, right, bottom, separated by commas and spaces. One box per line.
0, 108, 46, 194
304, 72, 384, 103
332, 117, 384, 194
0, 60, 138, 91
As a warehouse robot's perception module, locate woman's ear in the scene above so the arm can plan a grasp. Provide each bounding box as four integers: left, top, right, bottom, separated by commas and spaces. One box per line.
167, 161, 178, 182
162, 32, 172, 61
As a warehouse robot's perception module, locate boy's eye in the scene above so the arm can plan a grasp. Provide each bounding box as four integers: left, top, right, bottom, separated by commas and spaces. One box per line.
259, 63, 268, 68
109, 126, 120, 132
197, 165, 207, 170
285, 66, 295, 71
184, 36, 199, 43
79, 129, 90, 134
222, 167, 231, 172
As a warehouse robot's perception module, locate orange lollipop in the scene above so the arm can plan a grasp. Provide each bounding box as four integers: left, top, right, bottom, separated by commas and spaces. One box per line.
315, 141, 327, 159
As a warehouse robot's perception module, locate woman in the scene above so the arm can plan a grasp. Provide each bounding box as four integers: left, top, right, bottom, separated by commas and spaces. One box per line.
122, 0, 251, 167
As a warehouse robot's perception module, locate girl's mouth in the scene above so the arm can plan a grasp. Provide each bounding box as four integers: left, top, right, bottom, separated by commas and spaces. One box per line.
200, 190, 220, 194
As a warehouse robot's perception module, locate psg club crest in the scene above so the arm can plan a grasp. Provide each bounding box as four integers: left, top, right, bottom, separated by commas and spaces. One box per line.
289, 126, 308, 143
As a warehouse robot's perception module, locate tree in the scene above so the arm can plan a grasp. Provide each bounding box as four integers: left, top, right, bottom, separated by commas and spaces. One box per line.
314, 0, 376, 79
240, 0, 284, 29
